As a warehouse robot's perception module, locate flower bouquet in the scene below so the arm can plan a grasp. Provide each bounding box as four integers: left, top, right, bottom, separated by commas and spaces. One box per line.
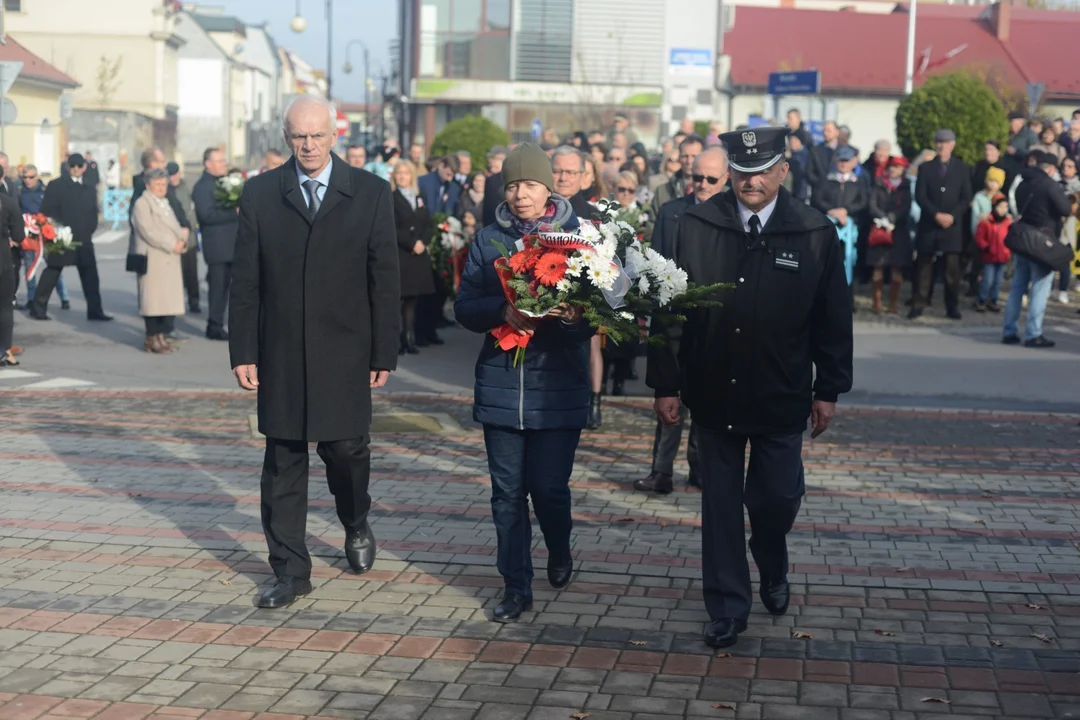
36, 214, 79, 258
429, 213, 471, 298
214, 172, 245, 209
490, 204, 730, 366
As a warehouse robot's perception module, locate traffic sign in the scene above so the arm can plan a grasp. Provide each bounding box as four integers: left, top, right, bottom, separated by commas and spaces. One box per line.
0, 61, 23, 96
0, 98, 16, 125
531, 119, 542, 139
335, 109, 349, 140
767, 70, 821, 96
1026, 81, 1045, 118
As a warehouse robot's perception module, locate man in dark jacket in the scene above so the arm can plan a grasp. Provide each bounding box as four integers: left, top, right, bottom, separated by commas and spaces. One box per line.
634, 146, 728, 495
230, 95, 400, 609
648, 127, 853, 649
806, 120, 840, 188
1006, 112, 1039, 167
651, 135, 703, 218
418, 156, 461, 216
0, 169, 24, 362
1001, 152, 1073, 348
31, 154, 109, 321
910, 129, 973, 320
193, 148, 238, 340
551, 146, 594, 220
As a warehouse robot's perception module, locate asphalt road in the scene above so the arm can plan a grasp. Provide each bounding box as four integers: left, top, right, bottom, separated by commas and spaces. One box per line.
5, 227, 1080, 411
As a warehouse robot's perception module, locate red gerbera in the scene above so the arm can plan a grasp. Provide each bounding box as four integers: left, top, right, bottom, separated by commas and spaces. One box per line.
508, 246, 542, 274
41, 224, 56, 241
535, 252, 567, 287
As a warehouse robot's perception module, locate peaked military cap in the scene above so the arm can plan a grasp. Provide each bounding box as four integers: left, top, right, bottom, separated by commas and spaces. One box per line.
721, 126, 788, 173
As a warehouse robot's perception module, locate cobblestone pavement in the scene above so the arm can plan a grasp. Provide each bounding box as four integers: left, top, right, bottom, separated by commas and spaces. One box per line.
0, 390, 1078, 720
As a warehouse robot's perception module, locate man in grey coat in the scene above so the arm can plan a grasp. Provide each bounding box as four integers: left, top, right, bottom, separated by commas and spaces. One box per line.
192, 148, 238, 340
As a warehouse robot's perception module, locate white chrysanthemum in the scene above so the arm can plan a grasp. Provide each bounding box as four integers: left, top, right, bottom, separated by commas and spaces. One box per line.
616, 220, 635, 236
55, 225, 73, 243
586, 262, 618, 291
637, 275, 651, 295
598, 223, 619, 245
618, 311, 635, 321
577, 223, 601, 243
556, 278, 576, 293
565, 255, 584, 277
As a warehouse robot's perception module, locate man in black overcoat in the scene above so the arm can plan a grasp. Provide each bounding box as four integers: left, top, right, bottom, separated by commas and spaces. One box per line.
648, 127, 853, 649
31, 154, 110, 321
193, 147, 238, 340
909, 129, 973, 320
229, 95, 401, 609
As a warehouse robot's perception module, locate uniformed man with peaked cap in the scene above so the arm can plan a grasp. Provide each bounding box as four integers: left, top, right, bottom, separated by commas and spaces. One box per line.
647, 126, 854, 649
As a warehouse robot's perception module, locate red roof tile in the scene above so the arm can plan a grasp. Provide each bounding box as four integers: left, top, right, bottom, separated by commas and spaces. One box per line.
726, 5, 1077, 99
0, 37, 79, 89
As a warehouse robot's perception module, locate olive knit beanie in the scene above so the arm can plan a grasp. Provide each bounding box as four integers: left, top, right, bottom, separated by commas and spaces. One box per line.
501, 143, 555, 192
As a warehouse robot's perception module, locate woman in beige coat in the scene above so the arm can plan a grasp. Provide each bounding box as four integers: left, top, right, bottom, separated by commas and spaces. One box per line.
131, 168, 187, 353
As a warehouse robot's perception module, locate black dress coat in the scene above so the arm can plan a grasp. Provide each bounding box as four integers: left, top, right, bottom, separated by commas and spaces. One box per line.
40, 176, 98, 268
192, 171, 239, 265
868, 178, 913, 269
811, 174, 868, 218
393, 190, 437, 298
915, 156, 973, 254
229, 155, 401, 442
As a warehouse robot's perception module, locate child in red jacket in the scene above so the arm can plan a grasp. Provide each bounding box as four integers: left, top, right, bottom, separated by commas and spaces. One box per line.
974, 193, 1012, 312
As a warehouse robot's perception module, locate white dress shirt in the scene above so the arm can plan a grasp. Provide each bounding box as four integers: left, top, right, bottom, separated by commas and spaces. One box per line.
296, 160, 332, 208
736, 195, 778, 233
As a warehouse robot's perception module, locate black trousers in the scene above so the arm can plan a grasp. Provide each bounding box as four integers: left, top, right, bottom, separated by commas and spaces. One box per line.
698, 427, 804, 623
181, 247, 199, 307
0, 245, 13, 351
9, 246, 19, 301
206, 261, 231, 331
261, 436, 372, 580
144, 316, 171, 336
914, 252, 961, 313
34, 264, 104, 317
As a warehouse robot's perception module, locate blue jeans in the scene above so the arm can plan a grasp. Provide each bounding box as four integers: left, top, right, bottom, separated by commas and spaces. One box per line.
21, 250, 68, 303
483, 426, 581, 597
1003, 255, 1054, 341
978, 263, 1006, 304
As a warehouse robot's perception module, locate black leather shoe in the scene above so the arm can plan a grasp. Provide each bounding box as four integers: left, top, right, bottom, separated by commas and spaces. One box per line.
88, 312, 114, 321
704, 618, 747, 649
493, 593, 533, 623
29, 310, 51, 321
345, 525, 376, 574
206, 327, 229, 341
586, 392, 602, 430
547, 553, 573, 589
60, 300, 71, 310
633, 472, 673, 494
686, 473, 702, 490
189, 304, 202, 314
906, 308, 922, 319
1002, 334, 1021, 345
425, 331, 445, 346
759, 576, 791, 616
946, 309, 962, 320
257, 575, 312, 609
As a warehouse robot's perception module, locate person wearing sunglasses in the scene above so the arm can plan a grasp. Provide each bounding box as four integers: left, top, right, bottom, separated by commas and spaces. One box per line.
17, 167, 70, 312
636, 147, 728, 495
648, 126, 853, 650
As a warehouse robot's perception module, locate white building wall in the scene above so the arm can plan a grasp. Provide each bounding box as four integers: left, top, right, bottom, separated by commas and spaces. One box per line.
661, 0, 719, 138
572, 0, 666, 86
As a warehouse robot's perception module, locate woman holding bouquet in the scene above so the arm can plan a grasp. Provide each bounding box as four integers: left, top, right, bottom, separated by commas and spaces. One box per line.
455, 143, 593, 623
391, 160, 436, 354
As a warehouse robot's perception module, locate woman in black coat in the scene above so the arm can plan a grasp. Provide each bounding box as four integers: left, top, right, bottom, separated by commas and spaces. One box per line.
868, 157, 913, 314
391, 160, 436, 354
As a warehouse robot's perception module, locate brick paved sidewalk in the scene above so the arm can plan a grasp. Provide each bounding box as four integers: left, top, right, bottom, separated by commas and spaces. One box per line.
0, 390, 1078, 720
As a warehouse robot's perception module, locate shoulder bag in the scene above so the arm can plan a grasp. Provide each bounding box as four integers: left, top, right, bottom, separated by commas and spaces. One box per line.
1004, 191, 1073, 272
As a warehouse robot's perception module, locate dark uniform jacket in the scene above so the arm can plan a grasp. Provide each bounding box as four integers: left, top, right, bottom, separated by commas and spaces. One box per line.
650, 194, 695, 259
811, 173, 868, 218
40, 176, 98, 268
193, 171, 238, 265
229, 155, 401, 442
915, 156, 973, 254
647, 188, 853, 436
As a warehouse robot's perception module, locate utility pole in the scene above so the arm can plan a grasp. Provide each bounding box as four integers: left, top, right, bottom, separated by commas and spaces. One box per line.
325, 0, 332, 99
904, 0, 918, 95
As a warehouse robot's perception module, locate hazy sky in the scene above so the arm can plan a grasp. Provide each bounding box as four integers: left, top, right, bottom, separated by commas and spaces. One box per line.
208, 0, 397, 103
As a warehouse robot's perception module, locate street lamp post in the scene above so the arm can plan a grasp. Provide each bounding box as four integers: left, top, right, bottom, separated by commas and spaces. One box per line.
343, 40, 370, 137
904, 0, 918, 95
291, 0, 334, 100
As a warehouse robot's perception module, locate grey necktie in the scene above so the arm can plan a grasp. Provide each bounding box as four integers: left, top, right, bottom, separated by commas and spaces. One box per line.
303, 179, 321, 219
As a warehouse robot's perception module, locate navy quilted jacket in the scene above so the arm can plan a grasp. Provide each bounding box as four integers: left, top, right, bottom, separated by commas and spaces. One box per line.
454, 196, 593, 430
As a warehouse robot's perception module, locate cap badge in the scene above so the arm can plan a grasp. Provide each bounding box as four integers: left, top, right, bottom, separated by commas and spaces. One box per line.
742, 131, 757, 148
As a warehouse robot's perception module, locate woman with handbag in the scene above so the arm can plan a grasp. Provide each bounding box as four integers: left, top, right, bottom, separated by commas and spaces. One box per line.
868, 157, 912, 314
130, 168, 188, 354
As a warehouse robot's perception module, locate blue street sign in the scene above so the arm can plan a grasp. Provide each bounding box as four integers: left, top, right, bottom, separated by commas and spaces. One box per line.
767, 70, 821, 96
531, 119, 543, 139
669, 48, 713, 75
807, 120, 824, 145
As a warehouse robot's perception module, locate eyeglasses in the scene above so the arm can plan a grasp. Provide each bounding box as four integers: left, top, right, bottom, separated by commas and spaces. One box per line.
615, 186, 636, 193
553, 169, 582, 177
692, 174, 722, 185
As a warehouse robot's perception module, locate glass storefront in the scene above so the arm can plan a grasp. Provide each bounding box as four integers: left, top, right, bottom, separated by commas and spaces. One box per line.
419, 0, 511, 80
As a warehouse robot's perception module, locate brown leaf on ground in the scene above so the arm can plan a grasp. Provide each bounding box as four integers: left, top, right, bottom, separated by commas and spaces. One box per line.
990, 639, 1004, 647
715, 652, 732, 658
712, 703, 737, 710
1032, 633, 1053, 643
629, 641, 647, 646
792, 630, 813, 639
874, 629, 896, 636
920, 697, 951, 704
220, 579, 233, 586
1026, 603, 1045, 610
569, 713, 592, 719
